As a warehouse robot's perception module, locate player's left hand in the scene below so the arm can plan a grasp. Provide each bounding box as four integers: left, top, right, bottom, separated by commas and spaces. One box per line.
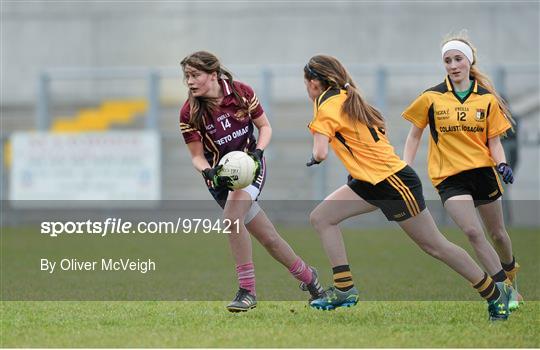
248, 148, 264, 177
248, 148, 264, 164
497, 162, 514, 184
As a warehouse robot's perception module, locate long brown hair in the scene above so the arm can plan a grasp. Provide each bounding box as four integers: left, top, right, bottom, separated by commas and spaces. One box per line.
180, 51, 249, 130
442, 32, 515, 126
304, 54, 385, 128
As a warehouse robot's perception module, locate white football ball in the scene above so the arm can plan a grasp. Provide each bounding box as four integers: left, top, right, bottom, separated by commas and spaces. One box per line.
218, 151, 257, 190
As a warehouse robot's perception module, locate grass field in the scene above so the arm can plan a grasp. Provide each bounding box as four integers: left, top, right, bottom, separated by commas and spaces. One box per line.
1, 301, 539, 347
1, 226, 539, 347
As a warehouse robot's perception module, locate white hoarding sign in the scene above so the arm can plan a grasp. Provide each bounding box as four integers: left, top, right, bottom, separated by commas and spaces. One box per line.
10, 131, 161, 200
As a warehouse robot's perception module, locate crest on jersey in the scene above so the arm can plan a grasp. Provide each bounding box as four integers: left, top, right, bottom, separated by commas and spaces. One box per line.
476, 109, 486, 121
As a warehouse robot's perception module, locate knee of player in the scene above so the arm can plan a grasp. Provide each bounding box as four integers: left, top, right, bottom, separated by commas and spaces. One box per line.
260, 234, 280, 250
417, 241, 445, 260
222, 210, 244, 223
461, 226, 485, 242
309, 210, 326, 230
487, 226, 508, 242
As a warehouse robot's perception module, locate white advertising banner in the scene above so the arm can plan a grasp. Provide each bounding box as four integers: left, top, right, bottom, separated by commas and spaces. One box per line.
10, 131, 161, 200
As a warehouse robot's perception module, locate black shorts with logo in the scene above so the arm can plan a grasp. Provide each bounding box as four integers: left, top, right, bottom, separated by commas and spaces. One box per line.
347, 165, 426, 222
436, 166, 503, 207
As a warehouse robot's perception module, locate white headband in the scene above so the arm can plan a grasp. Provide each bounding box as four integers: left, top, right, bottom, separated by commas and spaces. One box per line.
441, 40, 474, 64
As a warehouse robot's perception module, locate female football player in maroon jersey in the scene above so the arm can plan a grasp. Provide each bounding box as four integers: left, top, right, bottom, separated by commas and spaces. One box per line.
180, 51, 323, 312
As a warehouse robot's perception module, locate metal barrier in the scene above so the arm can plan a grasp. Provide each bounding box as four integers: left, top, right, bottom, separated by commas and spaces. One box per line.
7, 62, 535, 203
36, 63, 539, 131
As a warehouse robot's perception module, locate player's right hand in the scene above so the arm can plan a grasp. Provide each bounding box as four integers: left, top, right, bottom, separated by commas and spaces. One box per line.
202, 165, 233, 190
306, 155, 322, 167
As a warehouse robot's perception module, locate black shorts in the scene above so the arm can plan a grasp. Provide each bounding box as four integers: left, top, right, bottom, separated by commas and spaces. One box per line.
208, 156, 267, 208
436, 167, 503, 207
347, 165, 426, 222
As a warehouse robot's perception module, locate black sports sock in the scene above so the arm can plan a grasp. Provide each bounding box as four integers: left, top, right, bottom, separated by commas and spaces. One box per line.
491, 269, 508, 283
332, 265, 354, 292
501, 256, 516, 272
474, 273, 501, 302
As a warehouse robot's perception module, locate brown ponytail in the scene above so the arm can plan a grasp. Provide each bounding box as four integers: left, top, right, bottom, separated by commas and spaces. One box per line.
304, 55, 385, 128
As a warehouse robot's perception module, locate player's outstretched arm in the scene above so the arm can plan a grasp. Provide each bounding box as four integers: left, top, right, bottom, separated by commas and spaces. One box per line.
403, 124, 424, 165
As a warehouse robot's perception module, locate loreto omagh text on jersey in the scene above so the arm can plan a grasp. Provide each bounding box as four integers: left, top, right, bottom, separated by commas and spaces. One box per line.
180, 79, 264, 167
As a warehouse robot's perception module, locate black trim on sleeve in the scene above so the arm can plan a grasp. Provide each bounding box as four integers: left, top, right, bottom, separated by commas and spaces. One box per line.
368, 127, 380, 142
335, 132, 354, 155
335, 131, 365, 171
428, 103, 439, 144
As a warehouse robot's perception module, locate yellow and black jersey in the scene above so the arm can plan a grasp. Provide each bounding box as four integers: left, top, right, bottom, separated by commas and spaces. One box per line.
402, 76, 511, 187
308, 88, 406, 185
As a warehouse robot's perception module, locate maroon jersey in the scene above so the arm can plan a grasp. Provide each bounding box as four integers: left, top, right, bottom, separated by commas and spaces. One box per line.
180, 79, 264, 167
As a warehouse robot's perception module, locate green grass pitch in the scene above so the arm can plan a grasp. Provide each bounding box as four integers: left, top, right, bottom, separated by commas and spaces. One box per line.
1, 227, 538, 347
2, 301, 539, 347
